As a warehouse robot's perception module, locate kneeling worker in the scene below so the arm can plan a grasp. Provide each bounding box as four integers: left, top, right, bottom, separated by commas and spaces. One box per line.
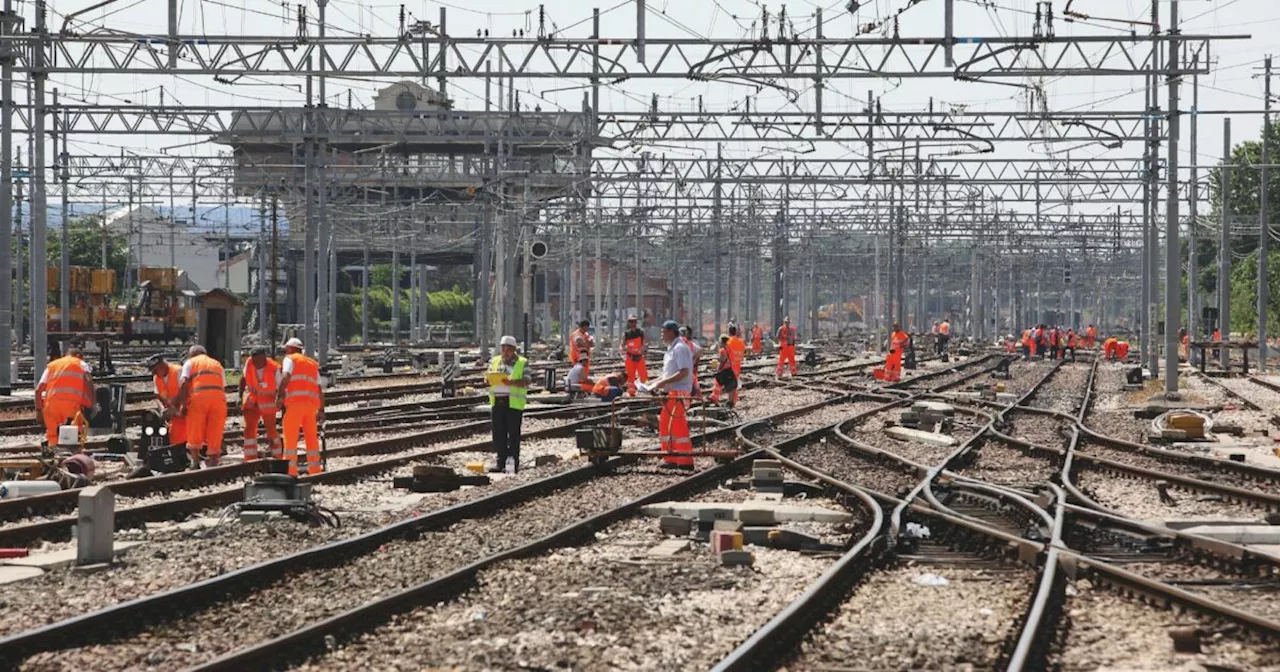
488, 335, 530, 474
592, 372, 628, 403
144, 353, 187, 449
35, 345, 95, 448
566, 356, 593, 400
277, 338, 325, 476
174, 345, 227, 468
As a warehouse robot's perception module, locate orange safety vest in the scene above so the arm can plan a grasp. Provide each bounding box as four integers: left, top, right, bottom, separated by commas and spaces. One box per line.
186, 354, 226, 404
244, 359, 281, 411
44, 356, 92, 406
777, 326, 796, 347
751, 326, 763, 347
1213, 330, 1222, 341
570, 330, 591, 363
284, 353, 323, 409
592, 374, 625, 397
1066, 332, 1078, 348
1021, 329, 1032, 346
624, 329, 645, 357
1086, 326, 1097, 340
717, 346, 733, 371
939, 322, 950, 335
727, 336, 746, 373
890, 331, 909, 352
153, 362, 181, 405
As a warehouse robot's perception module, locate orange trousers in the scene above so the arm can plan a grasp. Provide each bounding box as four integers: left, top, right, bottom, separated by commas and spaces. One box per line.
243, 405, 280, 460
42, 400, 82, 446
776, 345, 798, 375
884, 348, 903, 382
282, 405, 321, 476
185, 399, 228, 458
659, 391, 692, 466
167, 415, 188, 447
624, 356, 648, 394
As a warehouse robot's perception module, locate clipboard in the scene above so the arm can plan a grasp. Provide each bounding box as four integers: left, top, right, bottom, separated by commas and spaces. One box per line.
485, 371, 509, 387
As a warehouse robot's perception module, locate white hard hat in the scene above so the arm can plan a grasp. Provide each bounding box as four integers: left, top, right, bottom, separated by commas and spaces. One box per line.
284, 337, 304, 349
499, 335, 518, 347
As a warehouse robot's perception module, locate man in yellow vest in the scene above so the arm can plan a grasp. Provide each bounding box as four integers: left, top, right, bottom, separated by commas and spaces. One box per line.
276, 337, 325, 477
238, 346, 282, 461
173, 345, 227, 468
488, 335, 530, 474
143, 353, 187, 448
35, 345, 95, 447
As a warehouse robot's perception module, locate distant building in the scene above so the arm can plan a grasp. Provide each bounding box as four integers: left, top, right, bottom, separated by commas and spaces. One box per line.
104, 205, 222, 291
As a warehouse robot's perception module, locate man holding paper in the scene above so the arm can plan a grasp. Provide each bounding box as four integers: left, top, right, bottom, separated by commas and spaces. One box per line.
487, 335, 530, 474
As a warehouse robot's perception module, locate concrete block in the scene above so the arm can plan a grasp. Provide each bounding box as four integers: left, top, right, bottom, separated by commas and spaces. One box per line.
640, 501, 854, 524
738, 508, 776, 525
995, 392, 1018, 403
0, 565, 43, 586
884, 426, 958, 447
719, 550, 754, 567
752, 468, 784, 483
77, 486, 115, 567
2, 541, 143, 571
239, 510, 268, 524
712, 519, 745, 533
710, 530, 744, 554
912, 401, 955, 415
1180, 525, 1280, 545
658, 515, 693, 537
648, 539, 691, 557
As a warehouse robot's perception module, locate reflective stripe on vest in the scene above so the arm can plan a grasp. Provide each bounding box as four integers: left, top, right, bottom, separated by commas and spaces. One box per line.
46, 357, 91, 406
284, 353, 323, 408
245, 361, 280, 406
487, 355, 528, 411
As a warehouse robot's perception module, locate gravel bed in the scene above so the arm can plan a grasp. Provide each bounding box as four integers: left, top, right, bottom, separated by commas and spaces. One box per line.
20, 465, 694, 671
297, 510, 857, 671
1075, 442, 1280, 496
1004, 413, 1070, 449
961, 440, 1059, 488
1117, 561, 1280, 623
787, 560, 1034, 670
1050, 578, 1280, 670
0, 439, 597, 638
1075, 469, 1269, 522
897, 357, 990, 391
1086, 409, 1149, 444
999, 359, 1058, 399
1216, 376, 1280, 410
789, 440, 920, 498
1022, 362, 1092, 414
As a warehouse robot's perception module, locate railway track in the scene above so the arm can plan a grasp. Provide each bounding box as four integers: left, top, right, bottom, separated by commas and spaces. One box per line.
0, 382, 861, 669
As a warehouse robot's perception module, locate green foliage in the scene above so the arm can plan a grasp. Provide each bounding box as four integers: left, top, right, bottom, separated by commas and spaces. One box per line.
1227, 249, 1280, 336
45, 216, 129, 283
1208, 119, 1280, 258
333, 278, 473, 339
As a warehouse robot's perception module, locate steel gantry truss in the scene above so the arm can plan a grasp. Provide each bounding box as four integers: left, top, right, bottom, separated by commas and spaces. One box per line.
0, 0, 1259, 395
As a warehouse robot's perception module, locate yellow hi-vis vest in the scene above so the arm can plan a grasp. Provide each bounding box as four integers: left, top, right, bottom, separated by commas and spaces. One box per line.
487, 355, 528, 410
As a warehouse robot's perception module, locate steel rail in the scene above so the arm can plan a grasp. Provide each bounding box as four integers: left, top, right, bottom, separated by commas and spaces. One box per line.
13, 395, 847, 669
0, 404, 661, 547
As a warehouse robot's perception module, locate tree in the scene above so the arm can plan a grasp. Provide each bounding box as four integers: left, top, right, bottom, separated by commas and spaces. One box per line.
1207, 119, 1280, 259
46, 216, 129, 282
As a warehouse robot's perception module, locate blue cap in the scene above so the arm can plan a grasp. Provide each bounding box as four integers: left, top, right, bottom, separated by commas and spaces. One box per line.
662, 320, 679, 331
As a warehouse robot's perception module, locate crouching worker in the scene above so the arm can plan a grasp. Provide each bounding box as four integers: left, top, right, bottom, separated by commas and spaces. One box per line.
592, 372, 628, 403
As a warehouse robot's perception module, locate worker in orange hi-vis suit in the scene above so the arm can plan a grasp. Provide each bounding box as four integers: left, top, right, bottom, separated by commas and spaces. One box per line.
650, 320, 695, 471
621, 315, 648, 396
1102, 337, 1119, 361
569, 320, 594, 376
727, 324, 746, 379
35, 345, 95, 447
277, 337, 326, 477
885, 323, 910, 382
173, 345, 227, 468
775, 316, 799, 377
144, 353, 187, 448
239, 346, 282, 461
1084, 324, 1098, 349
750, 323, 764, 355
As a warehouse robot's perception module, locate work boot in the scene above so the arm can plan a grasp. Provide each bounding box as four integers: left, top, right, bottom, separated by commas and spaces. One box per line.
205, 454, 222, 468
